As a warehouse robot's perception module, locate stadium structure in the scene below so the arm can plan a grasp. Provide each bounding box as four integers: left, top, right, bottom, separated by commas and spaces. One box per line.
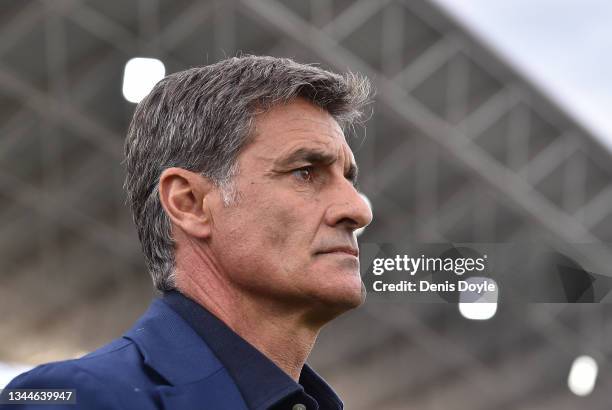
1, 1, 612, 409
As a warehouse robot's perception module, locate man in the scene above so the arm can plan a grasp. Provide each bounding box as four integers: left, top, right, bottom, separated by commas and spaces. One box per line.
3, 55, 373, 409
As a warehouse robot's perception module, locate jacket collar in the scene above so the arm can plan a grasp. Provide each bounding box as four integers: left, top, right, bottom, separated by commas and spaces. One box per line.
123, 298, 249, 410
161, 290, 343, 410
122, 297, 224, 386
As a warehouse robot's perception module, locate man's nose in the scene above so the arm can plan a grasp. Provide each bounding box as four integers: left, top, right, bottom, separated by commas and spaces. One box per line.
324, 181, 373, 231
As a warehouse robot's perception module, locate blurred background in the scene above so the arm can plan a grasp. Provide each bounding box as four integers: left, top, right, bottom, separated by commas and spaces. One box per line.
2, 0, 612, 409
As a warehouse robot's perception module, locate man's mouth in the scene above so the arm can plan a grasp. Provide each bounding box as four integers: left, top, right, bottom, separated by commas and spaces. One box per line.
316, 246, 359, 257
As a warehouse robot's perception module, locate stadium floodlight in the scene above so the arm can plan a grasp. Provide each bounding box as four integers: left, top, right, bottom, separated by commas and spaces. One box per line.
458, 302, 497, 320
122, 57, 166, 103
458, 276, 498, 320
568, 355, 598, 396
356, 193, 372, 237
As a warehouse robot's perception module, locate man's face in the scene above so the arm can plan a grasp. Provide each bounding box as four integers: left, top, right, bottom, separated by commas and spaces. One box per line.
207, 98, 373, 317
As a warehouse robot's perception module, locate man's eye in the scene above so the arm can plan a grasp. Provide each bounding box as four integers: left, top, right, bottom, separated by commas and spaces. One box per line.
292, 167, 314, 182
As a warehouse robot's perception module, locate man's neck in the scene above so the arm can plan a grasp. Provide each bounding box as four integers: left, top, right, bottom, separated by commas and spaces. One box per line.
177, 272, 320, 381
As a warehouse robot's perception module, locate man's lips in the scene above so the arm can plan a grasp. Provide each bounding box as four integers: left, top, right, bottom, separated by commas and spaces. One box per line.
316, 246, 359, 257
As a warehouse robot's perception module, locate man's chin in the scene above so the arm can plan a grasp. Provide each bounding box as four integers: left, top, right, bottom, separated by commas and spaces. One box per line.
338, 277, 366, 305
346, 280, 367, 308
310, 278, 366, 320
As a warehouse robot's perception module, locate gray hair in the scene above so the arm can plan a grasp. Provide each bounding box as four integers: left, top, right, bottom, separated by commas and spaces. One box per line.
123, 55, 372, 291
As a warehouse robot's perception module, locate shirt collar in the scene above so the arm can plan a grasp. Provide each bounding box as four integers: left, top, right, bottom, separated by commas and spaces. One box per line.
162, 290, 343, 410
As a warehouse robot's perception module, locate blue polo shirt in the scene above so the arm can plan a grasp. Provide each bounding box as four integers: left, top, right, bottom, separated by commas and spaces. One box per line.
162, 290, 343, 410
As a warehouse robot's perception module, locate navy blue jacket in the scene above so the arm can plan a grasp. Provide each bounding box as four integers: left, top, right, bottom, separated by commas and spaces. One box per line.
2, 294, 342, 410
2, 298, 266, 409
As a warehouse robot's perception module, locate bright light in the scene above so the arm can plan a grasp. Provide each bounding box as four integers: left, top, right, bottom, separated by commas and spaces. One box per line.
568, 355, 598, 396
459, 302, 497, 320
0, 362, 32, 388
355, 193, 372, 237
458, 277, 498, 320
122, 57, 165, 103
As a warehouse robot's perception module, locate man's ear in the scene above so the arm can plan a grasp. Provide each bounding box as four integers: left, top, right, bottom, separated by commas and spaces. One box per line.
158, 167, 214, 239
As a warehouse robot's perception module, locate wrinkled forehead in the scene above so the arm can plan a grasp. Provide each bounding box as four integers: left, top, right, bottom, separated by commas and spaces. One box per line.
253, 100, 344, 137
248, 100, 355, 162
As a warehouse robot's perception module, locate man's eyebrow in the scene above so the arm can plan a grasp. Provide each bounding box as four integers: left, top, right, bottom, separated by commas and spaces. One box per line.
276, 148, 336, 167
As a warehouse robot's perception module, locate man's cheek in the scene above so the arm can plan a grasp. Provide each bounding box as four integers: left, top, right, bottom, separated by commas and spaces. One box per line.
262, 207, 300, 248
